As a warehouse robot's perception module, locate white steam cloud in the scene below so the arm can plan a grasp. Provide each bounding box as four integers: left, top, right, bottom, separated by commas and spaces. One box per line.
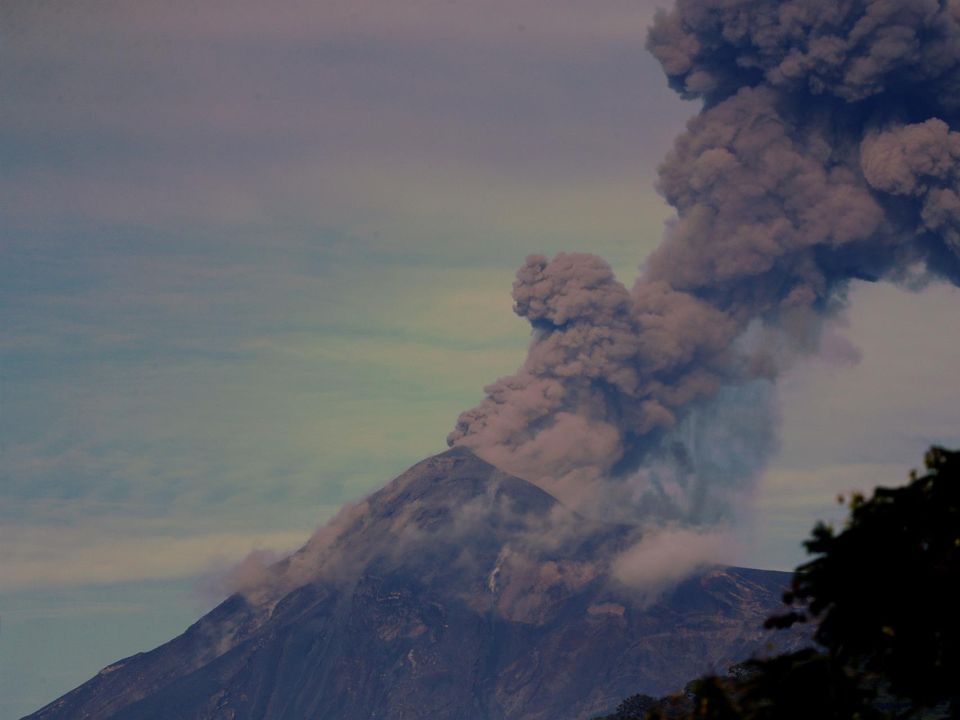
611, 526, 741, 605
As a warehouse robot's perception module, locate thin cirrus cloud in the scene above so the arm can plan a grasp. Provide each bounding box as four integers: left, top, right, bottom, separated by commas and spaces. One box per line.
1, 0, 686, 235
0, 522, 313, 592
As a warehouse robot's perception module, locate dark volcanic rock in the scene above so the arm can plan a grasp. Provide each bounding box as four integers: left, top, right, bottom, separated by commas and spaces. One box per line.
25, 448, 802, 720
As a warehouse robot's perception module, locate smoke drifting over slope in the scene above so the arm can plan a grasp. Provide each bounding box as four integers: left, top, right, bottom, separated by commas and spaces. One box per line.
450, 0, 960, 525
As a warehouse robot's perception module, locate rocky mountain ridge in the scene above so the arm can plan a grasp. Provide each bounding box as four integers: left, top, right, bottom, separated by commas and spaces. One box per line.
26, 447, 801, 720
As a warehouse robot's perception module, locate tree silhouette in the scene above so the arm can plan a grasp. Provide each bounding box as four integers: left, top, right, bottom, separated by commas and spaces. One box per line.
770, 446, 960, 714
598, 447, 960, 720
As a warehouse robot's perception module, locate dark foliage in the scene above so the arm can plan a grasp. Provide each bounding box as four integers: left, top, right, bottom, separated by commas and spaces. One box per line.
770, 447, 960, 711
597, 447, 960, 720
594, 694, 660, 720
640, 650, 885, 720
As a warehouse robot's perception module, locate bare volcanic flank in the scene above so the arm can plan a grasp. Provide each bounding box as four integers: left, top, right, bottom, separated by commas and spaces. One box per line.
26, 448, 799, 720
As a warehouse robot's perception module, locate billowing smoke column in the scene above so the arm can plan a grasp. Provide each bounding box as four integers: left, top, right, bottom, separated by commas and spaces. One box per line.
449, 0, 960, 526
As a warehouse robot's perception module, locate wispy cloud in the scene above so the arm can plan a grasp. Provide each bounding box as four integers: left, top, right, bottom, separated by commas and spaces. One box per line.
0, 518, 314, 592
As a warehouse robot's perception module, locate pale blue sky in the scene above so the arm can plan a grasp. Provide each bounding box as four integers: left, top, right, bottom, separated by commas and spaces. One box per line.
3, 1, 960, 717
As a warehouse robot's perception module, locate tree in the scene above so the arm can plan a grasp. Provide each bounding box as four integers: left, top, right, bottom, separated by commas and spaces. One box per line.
642, 649, 885, 720
770, 446, 960, 714
600, 447, 960, 720
596, 694, 660, 720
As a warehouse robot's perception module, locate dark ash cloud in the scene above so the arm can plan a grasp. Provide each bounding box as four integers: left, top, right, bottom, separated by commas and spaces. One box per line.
449, 0, 960, 528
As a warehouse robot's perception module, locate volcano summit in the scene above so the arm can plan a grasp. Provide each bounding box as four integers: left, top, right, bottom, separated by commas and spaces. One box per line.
28, 448, 799, 720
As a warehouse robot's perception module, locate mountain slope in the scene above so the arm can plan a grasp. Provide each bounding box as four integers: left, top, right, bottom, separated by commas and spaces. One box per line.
26, 448, 801, 720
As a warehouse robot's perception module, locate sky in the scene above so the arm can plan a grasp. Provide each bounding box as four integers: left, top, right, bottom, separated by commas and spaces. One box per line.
2, 1, 960, 717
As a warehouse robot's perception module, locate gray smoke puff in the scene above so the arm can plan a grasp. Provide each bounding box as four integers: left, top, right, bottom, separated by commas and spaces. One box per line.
861, 118, 960, 251
449, 253, 638, 486
647, 86, 888, 299
647, 0, 960, 107
448, 253, 736, 503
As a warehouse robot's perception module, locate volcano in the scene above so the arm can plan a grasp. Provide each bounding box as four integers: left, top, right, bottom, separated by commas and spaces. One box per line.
26, 448, 800, 720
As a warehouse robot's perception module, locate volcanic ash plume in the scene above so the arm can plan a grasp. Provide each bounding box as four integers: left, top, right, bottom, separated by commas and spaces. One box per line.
449, 0, 960, 526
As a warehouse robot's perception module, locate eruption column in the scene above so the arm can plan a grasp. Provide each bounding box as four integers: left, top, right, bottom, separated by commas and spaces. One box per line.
449, 0, 960, 526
